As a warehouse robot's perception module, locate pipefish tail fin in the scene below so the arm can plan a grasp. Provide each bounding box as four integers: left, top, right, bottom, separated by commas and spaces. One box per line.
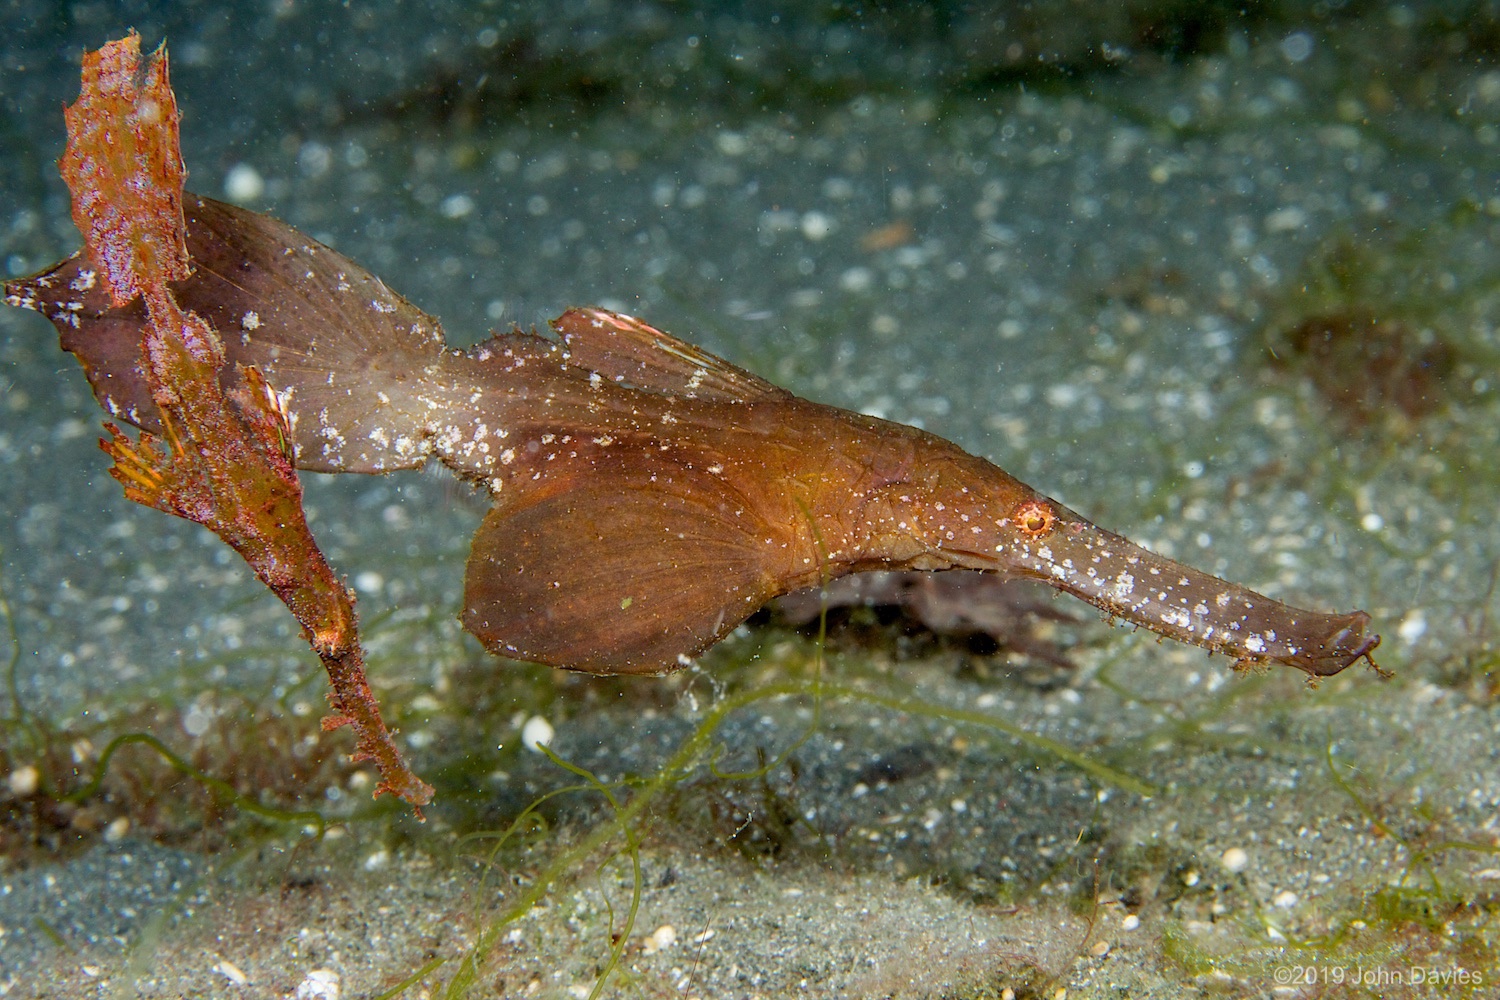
5, 194, 449, 473
551, 307, 791, 403
462, 448, 783, 674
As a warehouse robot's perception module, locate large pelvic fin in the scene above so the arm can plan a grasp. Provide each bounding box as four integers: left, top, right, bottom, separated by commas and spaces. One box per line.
462, 445, 781, 674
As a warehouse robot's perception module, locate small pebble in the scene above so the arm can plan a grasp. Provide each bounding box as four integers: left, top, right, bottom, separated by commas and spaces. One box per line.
715, 131, 749, 156
1089, 939, 1111, 957
182, 703, 213, 738
104, 817, 131, 842
643, 924, 677, 954
1279, 31, 1314, 63
839, 266, 873, 292
521, 715, 555, 752
1274, 890, 1298, 908
1221, 847, 1249, 873
7, 765, 39, 797
215, 959, 249, 985
1121, 914, 1141, 931
293, 969, 341, 1000
440, 194, 475, 219
1397, 609, 1427, 643
800, 211, 834, 241
223, 163, 265, 203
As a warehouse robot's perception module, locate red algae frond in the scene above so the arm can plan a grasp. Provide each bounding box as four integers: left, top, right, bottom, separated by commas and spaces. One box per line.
52, 33, 431, 813
60, 32, 190, 308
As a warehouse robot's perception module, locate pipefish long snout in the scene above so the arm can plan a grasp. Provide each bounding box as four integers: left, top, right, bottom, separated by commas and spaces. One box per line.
6, 194, 1382, 679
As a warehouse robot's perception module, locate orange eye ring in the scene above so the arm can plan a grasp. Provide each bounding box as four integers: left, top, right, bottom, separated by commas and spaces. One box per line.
1013, 500, 1056, 538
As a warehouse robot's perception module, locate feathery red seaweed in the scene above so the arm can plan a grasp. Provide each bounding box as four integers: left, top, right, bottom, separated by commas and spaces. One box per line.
54, 32, 431, 813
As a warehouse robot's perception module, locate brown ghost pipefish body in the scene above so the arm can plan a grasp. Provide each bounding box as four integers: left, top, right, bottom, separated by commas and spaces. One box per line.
6, 195, 1382, 678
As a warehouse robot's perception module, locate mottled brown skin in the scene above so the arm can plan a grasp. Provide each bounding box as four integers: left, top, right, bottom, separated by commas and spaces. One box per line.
6, 196, 1381, 679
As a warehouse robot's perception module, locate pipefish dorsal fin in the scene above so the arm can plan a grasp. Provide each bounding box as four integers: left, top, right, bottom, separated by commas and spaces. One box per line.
551, 307, 791, 404
462, 444, 782, 674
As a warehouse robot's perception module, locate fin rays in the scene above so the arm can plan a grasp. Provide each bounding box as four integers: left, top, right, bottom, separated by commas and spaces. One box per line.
463, 450, 780, 673
551, 307, 789, 403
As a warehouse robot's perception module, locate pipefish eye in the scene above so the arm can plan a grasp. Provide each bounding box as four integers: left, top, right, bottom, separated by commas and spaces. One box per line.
1014, 499, 1056, 537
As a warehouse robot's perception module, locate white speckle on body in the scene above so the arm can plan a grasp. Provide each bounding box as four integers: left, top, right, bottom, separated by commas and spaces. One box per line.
1159, 608, 1191, 629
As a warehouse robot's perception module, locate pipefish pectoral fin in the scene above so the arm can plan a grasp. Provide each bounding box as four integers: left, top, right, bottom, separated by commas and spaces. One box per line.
462, 448, 784, 674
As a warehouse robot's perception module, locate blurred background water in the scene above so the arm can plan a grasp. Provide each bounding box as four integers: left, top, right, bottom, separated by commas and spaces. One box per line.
1, 3, 1497, 996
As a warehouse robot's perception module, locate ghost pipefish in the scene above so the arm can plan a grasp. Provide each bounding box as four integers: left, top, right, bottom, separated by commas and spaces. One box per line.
6, 195, 1382, 679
